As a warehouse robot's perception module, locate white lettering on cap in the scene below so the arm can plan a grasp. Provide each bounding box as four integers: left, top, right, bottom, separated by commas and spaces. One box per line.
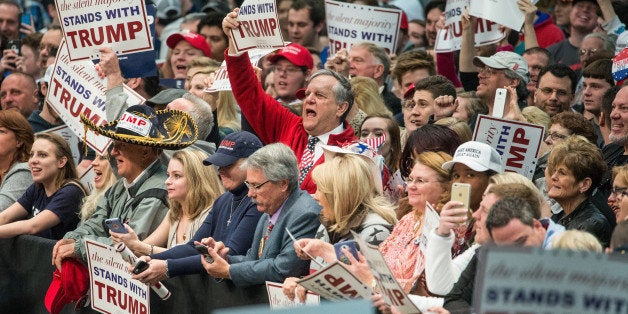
117, 112, 152, 137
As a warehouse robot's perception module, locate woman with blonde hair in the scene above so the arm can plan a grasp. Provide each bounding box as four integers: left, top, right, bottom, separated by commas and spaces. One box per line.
0, 133, 85, 239
79, 154, 117, 221
434, 117, 472, 143
552, 230, 603, 253
111, 149, 224, 255
350, 76, 393, 116
0, 110, 34, 211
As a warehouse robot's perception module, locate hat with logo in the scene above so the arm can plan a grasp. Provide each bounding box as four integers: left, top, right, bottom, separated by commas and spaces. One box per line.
81, 105, 198, 149
442, 141, 504, 173
44, 258, 90, 314
166, 32, 212, 57
403, 83, 415, 99
202, 0, 230, 15
473, 51, 530, 83
203, 131, 263, 166
268, 43, 314, 70
156, 0, 181, 20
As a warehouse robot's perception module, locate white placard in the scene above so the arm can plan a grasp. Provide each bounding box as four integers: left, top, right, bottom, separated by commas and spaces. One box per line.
325, 0, 402, 55
47, 39, 145, 155
469, 0, 526, 32
85, 239, 150, 314
351, 231, 421, 313
474, 246, 628, 313
473, 115, 545, 180
435, 0, 505, 53
205, 48, 278, 92
43, 125, 81, 166
230, 0, 284, 52
265, 281, 320, 309
55, 0, 153, 61
297, 261, 372, 301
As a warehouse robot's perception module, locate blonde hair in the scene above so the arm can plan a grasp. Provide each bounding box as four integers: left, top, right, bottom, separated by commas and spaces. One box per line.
552, 230, 603, 252
612, 165, 628, 187
522, 106, 551, 130
434, 117, 472, 143
168, 149, 224, 223
350, 76, 392, 116
80, 154, 117, 221
413, 151, 453, 213
217, 91, 241, 132
312, 154, 397, 234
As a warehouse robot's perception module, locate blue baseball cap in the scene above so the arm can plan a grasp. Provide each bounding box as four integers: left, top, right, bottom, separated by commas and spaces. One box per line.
203, 131, 263, 166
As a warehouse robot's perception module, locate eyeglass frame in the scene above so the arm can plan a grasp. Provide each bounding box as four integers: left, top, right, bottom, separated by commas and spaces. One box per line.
274, 65, 307, 75
537, 87, 570, 98
578, 48, 599, 56
245, 180, 270, 191
404, 176, 441, 186
477, 66, 505, 77
546, 132, 569, 141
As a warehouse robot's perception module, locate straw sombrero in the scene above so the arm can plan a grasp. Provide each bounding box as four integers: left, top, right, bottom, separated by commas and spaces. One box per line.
81, 105, 198, 150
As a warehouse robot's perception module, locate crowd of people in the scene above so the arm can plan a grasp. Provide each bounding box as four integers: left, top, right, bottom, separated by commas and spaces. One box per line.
0, 0, 627, 313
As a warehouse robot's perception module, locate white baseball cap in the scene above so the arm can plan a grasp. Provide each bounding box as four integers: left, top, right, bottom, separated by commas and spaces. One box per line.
442, 141, 504, 173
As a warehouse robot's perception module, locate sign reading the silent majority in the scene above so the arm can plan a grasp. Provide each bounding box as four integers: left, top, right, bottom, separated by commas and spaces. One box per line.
469, 0, 526, 31
434, 0, 505, 53
85, 239, 150, 314
325, 0, 402, 55
47, 40, 145, 155
474, 246, 628, 313
351, 231, 421, 314
297, 261, 372, 301
265, 281, 320, 309
55, 0, 153, 61
473, 115, 545, 180
231, 0, 284, 52
204, 47, 278, 92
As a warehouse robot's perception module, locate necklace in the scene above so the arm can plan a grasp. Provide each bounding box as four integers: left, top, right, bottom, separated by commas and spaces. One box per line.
227, 197, 245, 226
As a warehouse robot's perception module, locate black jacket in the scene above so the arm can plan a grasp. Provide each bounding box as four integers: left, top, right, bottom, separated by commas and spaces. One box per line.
551, 198, 612, 247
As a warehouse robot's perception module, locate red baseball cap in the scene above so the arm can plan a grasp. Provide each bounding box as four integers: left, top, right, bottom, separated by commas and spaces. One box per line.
166, 32, 212, 57
400, 11, 408, 30
45, 258, 90, 314
403, 83, 415, 99
268, 43, 314, 70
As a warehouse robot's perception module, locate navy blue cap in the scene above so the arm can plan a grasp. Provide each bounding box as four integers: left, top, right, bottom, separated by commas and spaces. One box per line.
203, 131, 263, 166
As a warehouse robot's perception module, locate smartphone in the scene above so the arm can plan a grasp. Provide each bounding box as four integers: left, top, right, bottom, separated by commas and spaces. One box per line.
451, 182, 472, 223
195, 244, 214, 263
21, 12, 32, 27
104, 218, 128, 234
492, 88, 507, 118
6, 39, 20, 55
132, 259, 149, 274
334, 240, 359, 265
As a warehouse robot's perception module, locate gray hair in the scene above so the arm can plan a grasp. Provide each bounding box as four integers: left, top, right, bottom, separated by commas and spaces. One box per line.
242, 143, 299, 192
182, 92, 214, 139
307, 69, 354, 121
583, 32, 616, 53
181, 13, 206, 25
353, 42, 390, 80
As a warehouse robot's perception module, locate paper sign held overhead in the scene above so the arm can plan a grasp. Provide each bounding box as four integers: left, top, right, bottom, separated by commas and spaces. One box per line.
204, 47, 278, 92
469, 0, 526, 32
231, 0, 285, 52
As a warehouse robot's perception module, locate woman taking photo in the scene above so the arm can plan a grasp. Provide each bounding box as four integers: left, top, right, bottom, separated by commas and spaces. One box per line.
110, 149, 224, 255
0, 110, 34, 211
547, 136, 612, 247
0, 133, 84, 239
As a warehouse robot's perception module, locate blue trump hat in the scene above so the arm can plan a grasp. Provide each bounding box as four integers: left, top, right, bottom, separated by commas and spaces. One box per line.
203, 131, 263, 167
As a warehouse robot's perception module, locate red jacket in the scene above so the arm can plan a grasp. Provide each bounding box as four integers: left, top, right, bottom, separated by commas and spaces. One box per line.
225, 51, 356, 194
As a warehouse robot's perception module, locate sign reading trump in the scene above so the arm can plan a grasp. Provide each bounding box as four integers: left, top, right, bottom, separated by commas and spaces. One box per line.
230, 0, 284, 52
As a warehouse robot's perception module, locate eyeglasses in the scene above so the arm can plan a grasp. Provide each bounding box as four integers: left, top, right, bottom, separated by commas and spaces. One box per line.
402, 99, 430, 110
245, 180, 270, 191
478, 66, 504, 77
611, 187, 628, 198
579, 48, 599, 56
275, 66, 303, 75
538, 87, 570, 98
404, 177, 440, 186
546, 132, 569, 141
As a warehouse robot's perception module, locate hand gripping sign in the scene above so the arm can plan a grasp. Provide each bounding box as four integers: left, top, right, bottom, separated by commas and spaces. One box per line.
230, 0, 285, 52
55, 0, 153, 61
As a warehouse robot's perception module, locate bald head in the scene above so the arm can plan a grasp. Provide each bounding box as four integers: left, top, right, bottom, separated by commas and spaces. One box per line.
1, 73, 40, 118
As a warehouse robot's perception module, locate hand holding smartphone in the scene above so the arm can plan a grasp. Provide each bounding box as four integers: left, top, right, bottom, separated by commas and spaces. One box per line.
334, 240, 359, 265
132, 259, 149, 274
492, 88, 507, 118
195, 244, 214, 263
105, 218, 128, 234
450, 183, 472, 225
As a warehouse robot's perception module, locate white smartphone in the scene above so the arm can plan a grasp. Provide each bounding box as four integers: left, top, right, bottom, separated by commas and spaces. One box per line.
492, 88, 507, 118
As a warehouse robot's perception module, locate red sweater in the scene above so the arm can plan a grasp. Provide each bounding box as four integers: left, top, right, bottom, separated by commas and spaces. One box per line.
225, 51, 356, 194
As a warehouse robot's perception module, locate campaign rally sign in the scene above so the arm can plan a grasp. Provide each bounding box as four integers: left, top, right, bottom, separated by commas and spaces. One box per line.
43, 125, 81, 166
612, 48, 628, 82
265, 281, 320, 309
47, 40, 145, 155
231, 0, 284, 52
474, 246, 628, 313
351, 231, 421, 314
205, 47, 278, 92
325, 0, 402, 55
435, 0, 505, 53
56, 0, 153, 61
297, 261, 372, 301
469, 0, 526, 31
473, 115, 544, 180
85, 239, 149, 314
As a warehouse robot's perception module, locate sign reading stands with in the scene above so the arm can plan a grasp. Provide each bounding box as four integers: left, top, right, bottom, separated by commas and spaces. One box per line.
85, 239, 149, 314
325, 0, 402, 55
55, 0, 153, 61
473, 115, 544, 180
231, 0, 284, 52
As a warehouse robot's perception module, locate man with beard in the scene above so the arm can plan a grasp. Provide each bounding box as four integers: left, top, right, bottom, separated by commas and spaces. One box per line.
600, 86, 628, 202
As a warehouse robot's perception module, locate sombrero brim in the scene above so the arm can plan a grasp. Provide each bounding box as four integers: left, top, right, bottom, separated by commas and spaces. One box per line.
80, 109, 198, 150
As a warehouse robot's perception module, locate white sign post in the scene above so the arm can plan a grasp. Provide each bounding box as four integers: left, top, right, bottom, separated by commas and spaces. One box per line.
47, 40, 145, 155
325, 0, 402, 55
55, 0, 153, 61
473, 115, 545, 180
85, 239, 150, 314
231, 0, 284, 52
